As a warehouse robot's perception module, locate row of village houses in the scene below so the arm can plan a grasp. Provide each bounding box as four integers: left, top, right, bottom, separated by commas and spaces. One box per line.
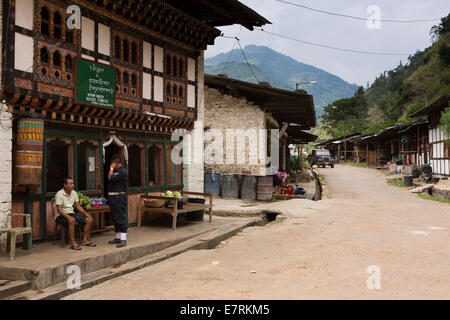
317, 94, 450, 178
0, 0, 317, 246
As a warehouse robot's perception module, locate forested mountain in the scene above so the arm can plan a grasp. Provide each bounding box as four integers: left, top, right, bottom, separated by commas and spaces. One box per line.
205, 45, 359, 116
317, 13, 450, 139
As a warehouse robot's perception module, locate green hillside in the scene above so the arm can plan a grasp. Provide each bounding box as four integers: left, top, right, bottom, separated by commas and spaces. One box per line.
317, 13, 450, 139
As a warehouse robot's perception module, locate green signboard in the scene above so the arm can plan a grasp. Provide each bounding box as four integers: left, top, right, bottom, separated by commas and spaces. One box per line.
76, 58, 116, 108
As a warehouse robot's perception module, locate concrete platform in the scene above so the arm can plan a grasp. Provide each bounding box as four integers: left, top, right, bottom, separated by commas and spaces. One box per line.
0, 216, 256, 290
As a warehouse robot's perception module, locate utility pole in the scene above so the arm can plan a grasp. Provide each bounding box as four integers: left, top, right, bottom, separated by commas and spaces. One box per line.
344, 107, 347, 161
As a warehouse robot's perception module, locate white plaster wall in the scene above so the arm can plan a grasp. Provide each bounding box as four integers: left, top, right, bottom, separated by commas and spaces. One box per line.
187, 58, 196, 81
81, 54, 95, 61
14, 32, 33, 72
98, 23, 110, 56
0, 104, 12, 254
154, 46, 163, 73
98, 59, 110, 65
187, 84, 196, 108
0, 2, 10, 252
183, 52, 204, 193
0, 1, 12, 251
15, 0, 34, 30
154, 76, 163, 102
143, 72, 152, 100
143, 41, 152, 69
81, 17, 95, 51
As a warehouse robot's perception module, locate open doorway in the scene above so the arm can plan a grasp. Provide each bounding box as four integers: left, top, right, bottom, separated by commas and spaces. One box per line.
103, 143, 122, 198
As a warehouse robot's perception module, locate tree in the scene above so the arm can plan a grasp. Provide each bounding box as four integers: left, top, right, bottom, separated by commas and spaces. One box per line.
438, 43, 450, 64
321, 86, 369, 137
430, 13, 450, 43
440, 107, 450, 145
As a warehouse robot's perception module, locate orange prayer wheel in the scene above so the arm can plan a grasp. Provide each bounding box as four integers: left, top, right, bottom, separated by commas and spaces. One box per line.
15, 118, 44, 185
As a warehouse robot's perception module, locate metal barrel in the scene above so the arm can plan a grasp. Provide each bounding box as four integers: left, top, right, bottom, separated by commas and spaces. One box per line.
241, 175, 257, 200
221, 174, 239, 199
204, 172, 220, 196
15, 118, 44, 185
257, 175, 273, 201
403, 175, 414, 187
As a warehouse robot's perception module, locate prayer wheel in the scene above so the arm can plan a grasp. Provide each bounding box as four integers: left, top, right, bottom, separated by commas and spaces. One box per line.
15, 118, 44, 185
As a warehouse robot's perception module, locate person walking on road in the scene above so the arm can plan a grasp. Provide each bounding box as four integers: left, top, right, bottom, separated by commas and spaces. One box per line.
107, 155, 128, 248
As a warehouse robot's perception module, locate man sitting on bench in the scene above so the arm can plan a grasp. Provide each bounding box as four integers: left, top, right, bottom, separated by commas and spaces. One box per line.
55, 177, 96, 250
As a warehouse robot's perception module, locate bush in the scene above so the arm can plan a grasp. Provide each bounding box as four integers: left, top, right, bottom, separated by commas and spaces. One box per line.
440, 107, 450, 143
438, 44, 450, 64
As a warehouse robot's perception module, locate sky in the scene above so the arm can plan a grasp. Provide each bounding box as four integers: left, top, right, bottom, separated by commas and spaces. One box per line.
205, 0, 450, 86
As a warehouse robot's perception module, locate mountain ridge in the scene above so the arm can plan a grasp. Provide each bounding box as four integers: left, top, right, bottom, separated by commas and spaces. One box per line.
205, 45, 359, 115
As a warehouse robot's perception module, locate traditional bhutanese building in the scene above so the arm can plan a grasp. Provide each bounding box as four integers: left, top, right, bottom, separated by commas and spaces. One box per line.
0, 0, 269, 247
412, 94, 450, 177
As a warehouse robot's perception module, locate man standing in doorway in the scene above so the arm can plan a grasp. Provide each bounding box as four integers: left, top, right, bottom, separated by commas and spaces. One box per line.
107, 155, 128, 248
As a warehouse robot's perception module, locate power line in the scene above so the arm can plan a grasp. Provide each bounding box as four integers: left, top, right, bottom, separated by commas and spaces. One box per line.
277, 0, 443, 23
236, 38, 260, 83
219, 33, 260, 83
255, 28, 411, 56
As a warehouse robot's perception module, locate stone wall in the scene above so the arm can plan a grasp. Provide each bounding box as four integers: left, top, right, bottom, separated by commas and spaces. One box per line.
203, 86, 276, 176
0, 0, 13, 253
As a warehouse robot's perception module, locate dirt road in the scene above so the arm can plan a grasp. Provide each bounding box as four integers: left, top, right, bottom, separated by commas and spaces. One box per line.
64, 165, 449, 300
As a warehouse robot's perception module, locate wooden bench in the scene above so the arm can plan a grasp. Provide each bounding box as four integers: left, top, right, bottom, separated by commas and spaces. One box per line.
138, 191, 213, 230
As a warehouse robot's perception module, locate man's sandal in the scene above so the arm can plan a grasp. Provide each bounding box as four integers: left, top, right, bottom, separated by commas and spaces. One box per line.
82, 242, 97, 247
70, 245, 82, 250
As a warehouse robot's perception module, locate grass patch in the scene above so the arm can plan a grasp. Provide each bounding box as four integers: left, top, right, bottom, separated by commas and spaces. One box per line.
387, 178, 405, 187
418, 193, 450, 204
267, 216, 287, 225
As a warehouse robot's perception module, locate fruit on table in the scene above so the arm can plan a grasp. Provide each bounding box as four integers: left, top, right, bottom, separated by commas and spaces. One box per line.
173, 192, 181, 198
165, 191, 173, 197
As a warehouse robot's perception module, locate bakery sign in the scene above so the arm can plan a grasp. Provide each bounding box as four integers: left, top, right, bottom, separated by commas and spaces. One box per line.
75, 58, 116, 108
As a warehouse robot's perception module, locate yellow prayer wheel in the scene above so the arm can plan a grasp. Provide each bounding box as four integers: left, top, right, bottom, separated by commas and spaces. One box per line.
15, 118, 44, 185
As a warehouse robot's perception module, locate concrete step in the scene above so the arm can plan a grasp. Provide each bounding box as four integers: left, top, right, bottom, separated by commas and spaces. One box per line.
0, 280, 31, 299
0, 229, 215, 291
6, 217, 265, 300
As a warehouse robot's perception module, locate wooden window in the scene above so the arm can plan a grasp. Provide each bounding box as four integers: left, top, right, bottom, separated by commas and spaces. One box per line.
53, 12, 62, 40
131, 74, 137, 88
166, 54, 171, 75
123, 72, 129, 86
40, 47, 49, 64
53, 51, 61, 68
128, 145, 143, 187
172, 57, 177, 76
179, 86, 183, 98
179, 59, 184, 78
65, 55, 73, 72
148, 144, 163, 186
166, 144, 181, 185
172, 85, 177, 98
115, 36, 121, 59
131, 43, 137, 64
66, 28, 74, 44
40, 7, 50, 36
46, 140, 69, 193
166, 84, 171, 97
123, 39, 129, 62
77, 141, 100, 191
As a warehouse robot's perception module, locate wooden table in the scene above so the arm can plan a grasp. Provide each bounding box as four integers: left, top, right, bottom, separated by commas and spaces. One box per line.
138, 192, 213, 231
86, 205, 114, 234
